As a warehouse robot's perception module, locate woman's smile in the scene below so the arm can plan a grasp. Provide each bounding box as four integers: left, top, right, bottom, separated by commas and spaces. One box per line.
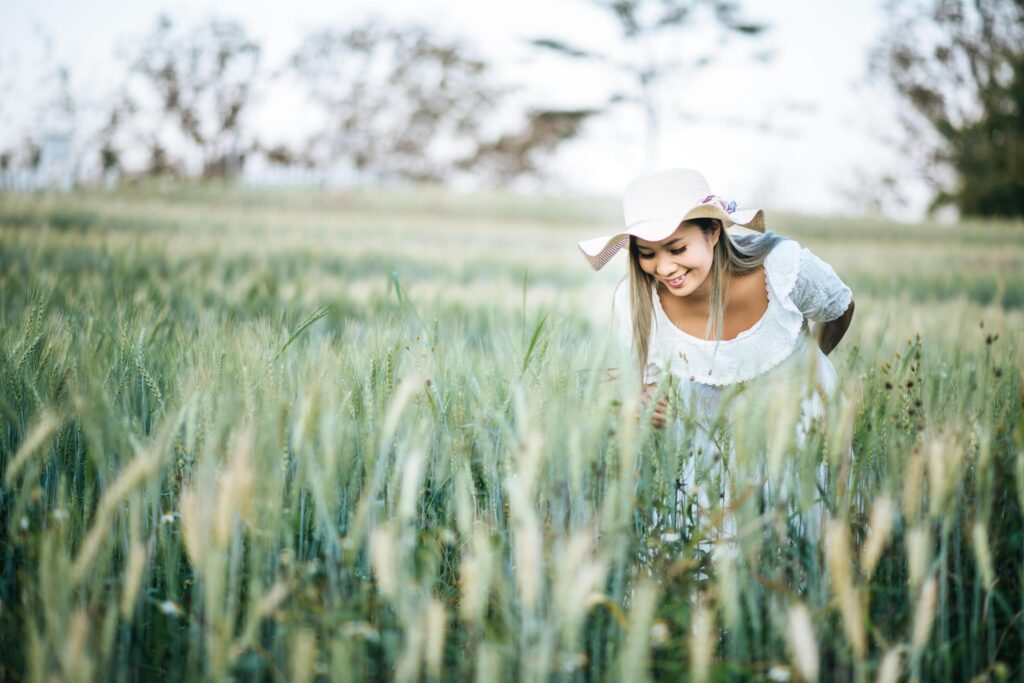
665, 271, 689, 289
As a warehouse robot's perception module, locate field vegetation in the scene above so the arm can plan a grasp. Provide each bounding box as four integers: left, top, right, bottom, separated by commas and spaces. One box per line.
0, 186, 1022, 681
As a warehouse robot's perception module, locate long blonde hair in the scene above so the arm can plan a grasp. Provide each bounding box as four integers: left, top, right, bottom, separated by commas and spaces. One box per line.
627, 219, 784, 379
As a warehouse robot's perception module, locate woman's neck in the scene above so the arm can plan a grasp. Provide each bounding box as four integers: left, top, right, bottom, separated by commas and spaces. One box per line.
680, 268, 730, 310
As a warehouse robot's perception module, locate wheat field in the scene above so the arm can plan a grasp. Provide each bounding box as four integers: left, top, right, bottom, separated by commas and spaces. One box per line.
0, 185, 1022, 682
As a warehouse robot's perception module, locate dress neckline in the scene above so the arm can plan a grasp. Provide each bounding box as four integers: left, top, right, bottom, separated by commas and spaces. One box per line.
627, 239, 806, 386
652, 266, 773, 346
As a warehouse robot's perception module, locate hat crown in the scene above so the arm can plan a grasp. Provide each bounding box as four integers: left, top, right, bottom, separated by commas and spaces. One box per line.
623, 168, 712, 228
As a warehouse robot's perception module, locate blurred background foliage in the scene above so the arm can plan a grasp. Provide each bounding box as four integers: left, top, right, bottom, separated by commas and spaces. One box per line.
871, 0, 1024, 218
0, 0, 1022, 217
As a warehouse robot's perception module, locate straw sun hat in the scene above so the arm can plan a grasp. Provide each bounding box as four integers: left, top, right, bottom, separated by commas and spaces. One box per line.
578, 168, 766, 271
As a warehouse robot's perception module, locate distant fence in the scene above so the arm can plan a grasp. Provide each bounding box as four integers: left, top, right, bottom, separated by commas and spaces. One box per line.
1, 130, 75, 192
0, 168, 76, 192
0, 163, 367, 193
240, 163, 362, 188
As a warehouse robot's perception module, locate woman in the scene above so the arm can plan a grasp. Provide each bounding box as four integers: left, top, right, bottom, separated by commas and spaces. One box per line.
579, 168, 855, 536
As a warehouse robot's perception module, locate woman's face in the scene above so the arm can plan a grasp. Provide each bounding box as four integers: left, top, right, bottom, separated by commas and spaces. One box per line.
634, 221, 720, 298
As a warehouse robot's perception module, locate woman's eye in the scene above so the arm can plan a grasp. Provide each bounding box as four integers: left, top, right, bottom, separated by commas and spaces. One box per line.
670, 247, 686, 255
638, 252, 654, 259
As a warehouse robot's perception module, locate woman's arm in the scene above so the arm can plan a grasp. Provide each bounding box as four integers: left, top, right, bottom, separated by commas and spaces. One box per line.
816, 298, 855, 355
791, 246, 854, 356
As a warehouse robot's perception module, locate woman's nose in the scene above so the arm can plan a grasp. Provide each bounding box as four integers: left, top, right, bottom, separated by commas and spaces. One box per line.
656, 253, 676, 275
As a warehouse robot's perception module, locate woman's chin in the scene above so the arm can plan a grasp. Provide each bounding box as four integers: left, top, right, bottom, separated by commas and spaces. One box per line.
663, 275, 706, 298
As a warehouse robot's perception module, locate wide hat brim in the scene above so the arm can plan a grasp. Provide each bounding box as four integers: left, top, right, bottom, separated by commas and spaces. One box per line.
578, 204, 765, 271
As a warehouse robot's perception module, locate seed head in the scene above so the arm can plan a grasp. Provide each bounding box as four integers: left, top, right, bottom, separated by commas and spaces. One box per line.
971, 523, 995, 592
689, 594, 716, 683
875, 648, 902, 683
912, 575, 938, 650
369, 525, 399, 601
785, 603, 819, 681
905, 525, 932, 592
861, 496, 894, 580
826, 520, 865, 659
424, 599, 447, 678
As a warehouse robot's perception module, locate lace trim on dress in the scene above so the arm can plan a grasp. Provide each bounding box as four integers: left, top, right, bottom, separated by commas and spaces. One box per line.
648, 239, 806, 386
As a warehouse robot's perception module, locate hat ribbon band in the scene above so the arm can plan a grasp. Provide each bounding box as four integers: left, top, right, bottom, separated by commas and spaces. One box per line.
700, 194, 737, 214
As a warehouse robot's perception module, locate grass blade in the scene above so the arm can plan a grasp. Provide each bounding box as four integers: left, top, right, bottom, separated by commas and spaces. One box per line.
273, 304, 333, 362
521, 312, 548, 373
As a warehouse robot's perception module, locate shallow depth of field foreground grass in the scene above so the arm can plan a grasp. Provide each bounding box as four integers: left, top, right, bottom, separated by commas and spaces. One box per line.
1, 186, 1022, 682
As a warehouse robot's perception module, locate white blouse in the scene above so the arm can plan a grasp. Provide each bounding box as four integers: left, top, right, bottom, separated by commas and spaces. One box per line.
611, 239, 853, 537
612, 239, 852, 388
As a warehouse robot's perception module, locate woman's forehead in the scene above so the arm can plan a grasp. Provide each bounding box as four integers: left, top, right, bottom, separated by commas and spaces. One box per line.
635, 222, 698, 248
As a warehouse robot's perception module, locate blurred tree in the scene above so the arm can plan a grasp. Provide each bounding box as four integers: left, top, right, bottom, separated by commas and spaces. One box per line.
290, 22, 594, 183
120, 15, 261, 179
456, 109, 595, 181
290, 23, 493, 181
94, 106, 127, 181
530, 0, 768, 167
258, 143, 307, 168
23, 139, 41, 172
872, 0, 1024, 218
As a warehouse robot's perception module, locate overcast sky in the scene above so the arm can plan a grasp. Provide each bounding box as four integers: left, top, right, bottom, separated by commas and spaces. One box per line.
0, 0, 925, 218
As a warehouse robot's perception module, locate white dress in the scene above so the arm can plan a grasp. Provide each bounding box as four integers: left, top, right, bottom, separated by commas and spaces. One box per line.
612, 239, 853, 535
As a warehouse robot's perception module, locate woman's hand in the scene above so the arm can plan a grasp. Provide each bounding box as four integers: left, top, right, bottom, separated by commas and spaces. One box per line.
817, 298, 855, 355
641, 384, 669, 430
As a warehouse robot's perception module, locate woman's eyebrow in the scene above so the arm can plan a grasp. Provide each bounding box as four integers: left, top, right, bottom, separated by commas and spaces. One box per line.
638, 238, 682, 251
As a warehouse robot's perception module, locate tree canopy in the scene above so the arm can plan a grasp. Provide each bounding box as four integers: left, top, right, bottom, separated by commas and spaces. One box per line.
2, 16, 594, 186
290, 23, 594, 184
872, 0, 1024, 218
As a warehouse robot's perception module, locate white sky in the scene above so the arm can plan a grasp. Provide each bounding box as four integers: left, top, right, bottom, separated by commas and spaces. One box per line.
0, 0, 925, 218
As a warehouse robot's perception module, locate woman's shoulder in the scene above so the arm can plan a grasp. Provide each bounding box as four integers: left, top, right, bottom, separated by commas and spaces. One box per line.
759, 237, 850, 316
762, 237, 845, 277
761, 237, 802, 300
763, 236, 801, 265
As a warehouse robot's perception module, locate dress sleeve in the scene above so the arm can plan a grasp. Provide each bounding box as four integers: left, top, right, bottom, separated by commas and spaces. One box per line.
791, 248, 853, 322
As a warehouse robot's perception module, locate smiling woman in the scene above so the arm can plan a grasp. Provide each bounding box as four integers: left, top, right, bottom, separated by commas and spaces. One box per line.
633, 220, 778, 342
579, 168, 855, 538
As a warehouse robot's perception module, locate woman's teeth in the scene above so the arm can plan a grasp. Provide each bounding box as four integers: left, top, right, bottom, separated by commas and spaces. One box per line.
667, 271, 688, 287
